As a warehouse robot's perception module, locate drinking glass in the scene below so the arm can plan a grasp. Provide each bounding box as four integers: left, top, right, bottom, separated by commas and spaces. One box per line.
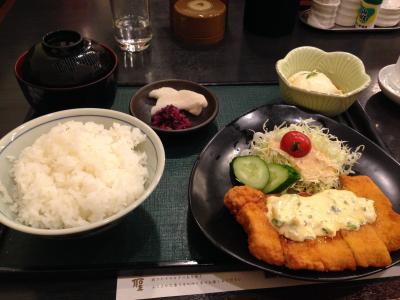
109, 0, 152, 52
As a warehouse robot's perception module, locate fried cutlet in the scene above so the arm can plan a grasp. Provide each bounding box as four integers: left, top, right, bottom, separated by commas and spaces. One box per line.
224, 176, 400, 271
282, 232, 358, 271
224, 185, 267, 215
225, 186, 285, 265
340, 175, 400, 252
341, 225, 391, 267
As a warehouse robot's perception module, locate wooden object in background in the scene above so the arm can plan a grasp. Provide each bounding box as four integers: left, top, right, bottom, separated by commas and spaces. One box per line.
172, 0, 226, 45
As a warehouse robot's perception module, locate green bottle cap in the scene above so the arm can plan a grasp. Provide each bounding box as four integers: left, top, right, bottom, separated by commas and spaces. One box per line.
363, 0, 383, 5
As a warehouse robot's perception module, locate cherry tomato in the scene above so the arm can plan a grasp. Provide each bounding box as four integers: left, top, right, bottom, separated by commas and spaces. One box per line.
280, 131, 311, 158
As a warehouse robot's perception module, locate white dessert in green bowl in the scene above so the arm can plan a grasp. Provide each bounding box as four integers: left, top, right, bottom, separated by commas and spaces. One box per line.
276, 46, 371, 117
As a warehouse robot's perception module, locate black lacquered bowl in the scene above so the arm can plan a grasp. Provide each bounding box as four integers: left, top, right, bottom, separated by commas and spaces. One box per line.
15, 30, 118, 112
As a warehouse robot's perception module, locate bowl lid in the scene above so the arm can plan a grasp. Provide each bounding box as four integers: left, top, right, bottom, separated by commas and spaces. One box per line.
20, 30, 116, 88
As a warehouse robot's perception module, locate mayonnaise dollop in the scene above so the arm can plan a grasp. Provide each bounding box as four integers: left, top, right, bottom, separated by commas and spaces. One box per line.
267, 189, 376, 242
149, 87, 208, 116
267, 138, 337, 182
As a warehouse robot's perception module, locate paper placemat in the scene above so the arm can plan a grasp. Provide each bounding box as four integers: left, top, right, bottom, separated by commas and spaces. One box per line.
116, 266, 400, 299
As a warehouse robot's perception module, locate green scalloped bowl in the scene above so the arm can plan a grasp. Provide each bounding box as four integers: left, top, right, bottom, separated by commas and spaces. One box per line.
276, 46, 371, 116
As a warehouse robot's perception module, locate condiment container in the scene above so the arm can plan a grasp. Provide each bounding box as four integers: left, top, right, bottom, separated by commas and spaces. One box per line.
169, 0, 228, 31
355, 0, 383, 28
172, 0, 226, 45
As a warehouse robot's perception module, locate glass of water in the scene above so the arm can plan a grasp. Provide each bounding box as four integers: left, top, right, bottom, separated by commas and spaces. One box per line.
109, 0, 152, 52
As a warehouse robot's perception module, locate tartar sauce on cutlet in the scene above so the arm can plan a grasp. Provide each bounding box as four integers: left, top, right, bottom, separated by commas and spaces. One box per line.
267, 189, 376, 242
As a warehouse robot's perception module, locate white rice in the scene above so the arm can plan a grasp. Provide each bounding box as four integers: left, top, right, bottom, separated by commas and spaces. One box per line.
9, 121, 148, 229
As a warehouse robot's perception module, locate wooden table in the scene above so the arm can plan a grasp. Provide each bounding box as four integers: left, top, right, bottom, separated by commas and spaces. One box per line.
0, 0, 400, 299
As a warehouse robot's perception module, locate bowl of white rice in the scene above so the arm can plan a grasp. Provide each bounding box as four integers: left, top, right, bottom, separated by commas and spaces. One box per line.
0, 108, 165, 236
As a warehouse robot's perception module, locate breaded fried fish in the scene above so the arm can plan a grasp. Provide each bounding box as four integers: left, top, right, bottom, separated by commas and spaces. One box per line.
224, 176, 400, 271
225, 186, 285, 265
340, 175, 400, 252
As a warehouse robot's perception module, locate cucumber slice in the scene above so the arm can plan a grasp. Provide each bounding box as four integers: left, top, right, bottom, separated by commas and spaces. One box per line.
231, 155, 270, 189
263, 164, 300, 194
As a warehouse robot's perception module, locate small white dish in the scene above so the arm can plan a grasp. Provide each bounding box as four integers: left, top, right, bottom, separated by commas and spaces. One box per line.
335, 0, 360, 26
378, 64, 400, 105
308, 0, 340, 29
376, 6, 400, 27
376, 0, 400, 27
317, 0, 341, 4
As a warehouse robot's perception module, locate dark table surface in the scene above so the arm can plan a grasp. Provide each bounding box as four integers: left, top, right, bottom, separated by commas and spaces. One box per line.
1, 0, 399, 159
1, 0, 400, 299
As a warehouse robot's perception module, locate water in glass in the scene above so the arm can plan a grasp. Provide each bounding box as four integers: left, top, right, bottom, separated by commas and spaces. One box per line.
114, 15, 152, 52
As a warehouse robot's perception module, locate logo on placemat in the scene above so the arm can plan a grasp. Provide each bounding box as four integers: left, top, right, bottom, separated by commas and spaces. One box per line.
131, 278, 144, 291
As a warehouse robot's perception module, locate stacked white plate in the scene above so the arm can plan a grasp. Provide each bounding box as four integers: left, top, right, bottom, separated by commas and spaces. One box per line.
308, 0, 341, 29
335, 0, 361, 26
376, 0, 400, 27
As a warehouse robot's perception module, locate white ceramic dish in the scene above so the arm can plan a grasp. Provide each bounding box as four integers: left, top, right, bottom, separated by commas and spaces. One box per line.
0, 108, 165, 236
378, 64, 400, 105
300, 9, 400, 31
308, 0, 340, 29
335, 0, 360, 26
317, 0, 340, 3
376, 6, 400, 27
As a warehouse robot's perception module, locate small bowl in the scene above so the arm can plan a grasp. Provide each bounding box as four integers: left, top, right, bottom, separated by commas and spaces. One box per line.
276, 46, 371, 116
378, 64, 400, 105
0, 108, 165, 236
15, 30, 118, 112
308, 0, 340, 29
376, 6, 400, 27
335, 0, 360, 26
312, 0, 340, 12
129, 79, 219, 134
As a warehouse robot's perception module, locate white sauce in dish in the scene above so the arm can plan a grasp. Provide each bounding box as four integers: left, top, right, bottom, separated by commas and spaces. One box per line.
288, 71, 343, 95
149, 87, 208, 116
266, 189, 376, 242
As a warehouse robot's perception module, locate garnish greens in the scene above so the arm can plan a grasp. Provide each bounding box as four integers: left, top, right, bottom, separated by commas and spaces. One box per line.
242, 119, 364, 194
306, 70, 319, 79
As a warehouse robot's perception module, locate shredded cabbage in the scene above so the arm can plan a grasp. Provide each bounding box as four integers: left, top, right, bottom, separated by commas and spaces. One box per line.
242, 118, 364, 194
